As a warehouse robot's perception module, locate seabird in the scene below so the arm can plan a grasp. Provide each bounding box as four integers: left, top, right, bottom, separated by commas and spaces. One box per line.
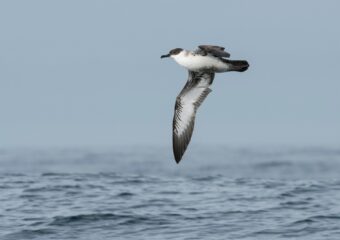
161, 45, 249, 163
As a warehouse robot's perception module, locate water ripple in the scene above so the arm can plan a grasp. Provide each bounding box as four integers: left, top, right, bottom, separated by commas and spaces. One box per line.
1, 148, 340, 239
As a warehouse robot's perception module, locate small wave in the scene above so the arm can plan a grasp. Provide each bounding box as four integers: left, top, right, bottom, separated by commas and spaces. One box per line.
291, 214, 340, 226
253, 161, 292, 169
4, 228, 55, 240
280, 199, 312, 207
158, 190, 180, 195
23, 184, 82, 193
292, 218, 315, 225
279, 183, 326, 198
117, 216, 153, 225
41, 172, 71, 177
49, 213, 171, 227
116, 192, 135, 197
49, 213, 120, 226
162, 213, 182, 217
111, 178, 147, 185
0, 173, 26, 177
190, 175, 222, 181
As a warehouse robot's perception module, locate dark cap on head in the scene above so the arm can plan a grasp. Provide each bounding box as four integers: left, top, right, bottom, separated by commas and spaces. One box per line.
161, 48, 183, 58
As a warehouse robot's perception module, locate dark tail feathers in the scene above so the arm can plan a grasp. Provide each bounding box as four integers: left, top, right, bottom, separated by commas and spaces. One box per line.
225, 60, 249, 72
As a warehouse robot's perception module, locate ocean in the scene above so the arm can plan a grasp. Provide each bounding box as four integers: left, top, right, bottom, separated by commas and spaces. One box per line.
1, 146, 340, 239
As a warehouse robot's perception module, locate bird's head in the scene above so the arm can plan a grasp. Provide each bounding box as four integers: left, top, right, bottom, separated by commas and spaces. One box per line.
161, 48, 183, 59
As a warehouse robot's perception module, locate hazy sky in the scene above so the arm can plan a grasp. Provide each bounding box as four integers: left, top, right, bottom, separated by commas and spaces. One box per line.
1, 0, 339, 147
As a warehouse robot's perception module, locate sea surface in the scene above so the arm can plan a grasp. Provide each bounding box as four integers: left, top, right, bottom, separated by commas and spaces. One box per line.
1, 146, 340, 240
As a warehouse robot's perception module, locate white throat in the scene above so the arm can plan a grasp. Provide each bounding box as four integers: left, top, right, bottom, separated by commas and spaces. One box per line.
171, 50, 196, 69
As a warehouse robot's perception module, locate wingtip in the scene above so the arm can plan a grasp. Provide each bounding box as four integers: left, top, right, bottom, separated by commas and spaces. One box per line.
174, 154, 182, 164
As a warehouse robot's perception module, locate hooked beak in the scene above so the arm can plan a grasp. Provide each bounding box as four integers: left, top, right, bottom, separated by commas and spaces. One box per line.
160, 53, 170, 59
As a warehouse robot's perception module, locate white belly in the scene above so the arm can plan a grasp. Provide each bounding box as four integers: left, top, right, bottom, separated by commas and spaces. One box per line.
174, 55, 229, 72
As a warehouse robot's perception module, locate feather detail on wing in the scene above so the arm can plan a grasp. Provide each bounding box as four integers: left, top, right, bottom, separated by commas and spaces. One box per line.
198, 45, 231, 58
173, 71, 215, 163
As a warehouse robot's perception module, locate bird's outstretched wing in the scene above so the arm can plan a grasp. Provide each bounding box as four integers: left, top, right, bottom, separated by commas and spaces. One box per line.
173, 71, 215, 163
198, 45, 231, 58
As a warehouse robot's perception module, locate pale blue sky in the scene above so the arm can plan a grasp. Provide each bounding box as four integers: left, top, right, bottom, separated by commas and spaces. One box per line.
1, 0, 339, 147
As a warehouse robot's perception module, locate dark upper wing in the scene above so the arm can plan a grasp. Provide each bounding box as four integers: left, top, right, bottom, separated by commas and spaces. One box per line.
172, 71, 215, 163
198, 45, 231, 58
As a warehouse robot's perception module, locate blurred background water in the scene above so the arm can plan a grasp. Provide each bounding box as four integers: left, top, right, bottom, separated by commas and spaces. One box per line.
1, 146, 340, 240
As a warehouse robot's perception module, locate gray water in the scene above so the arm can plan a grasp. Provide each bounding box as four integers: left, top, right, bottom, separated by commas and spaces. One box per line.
1, 146, 340, 239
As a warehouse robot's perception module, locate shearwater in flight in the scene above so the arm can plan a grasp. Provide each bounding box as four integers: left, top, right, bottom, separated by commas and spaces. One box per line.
161, 45, 249, 163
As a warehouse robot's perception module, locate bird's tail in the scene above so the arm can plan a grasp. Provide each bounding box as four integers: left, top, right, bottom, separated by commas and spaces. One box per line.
224, 60, 249, 72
